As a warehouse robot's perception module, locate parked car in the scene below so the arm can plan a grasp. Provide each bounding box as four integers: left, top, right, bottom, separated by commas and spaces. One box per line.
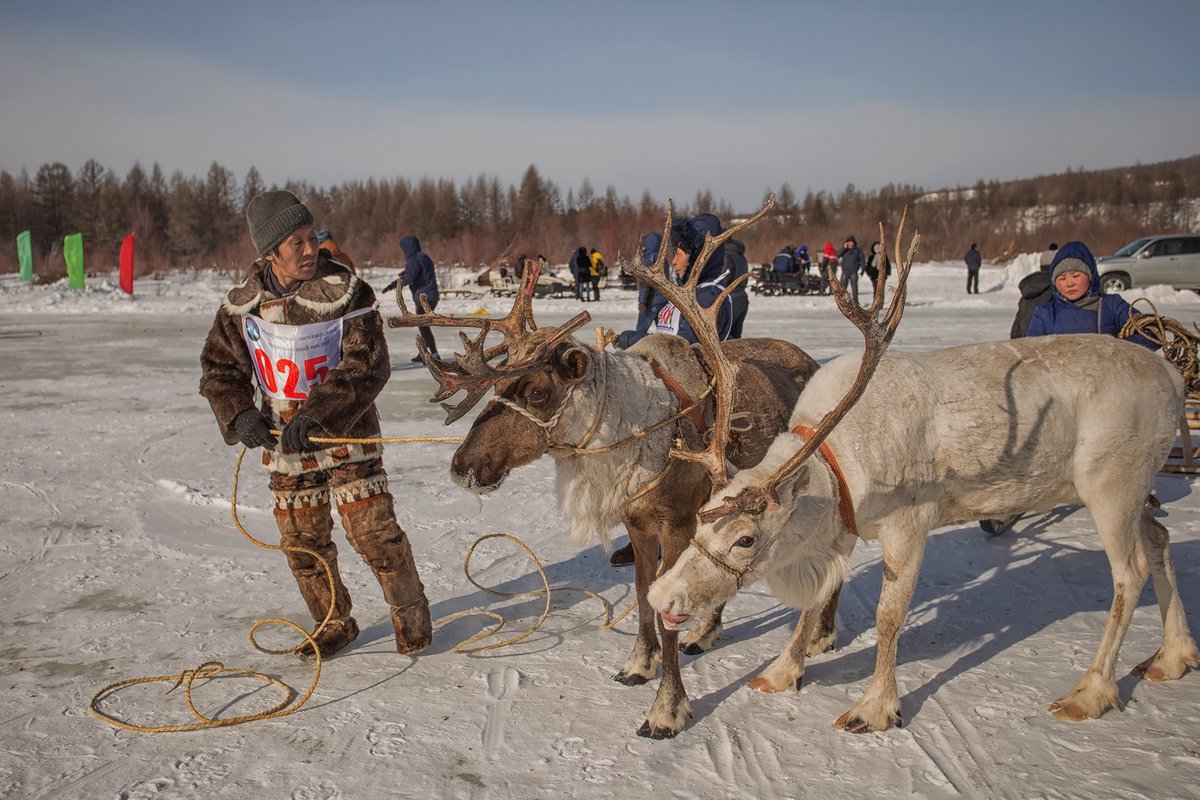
1096, 234, 1200, 292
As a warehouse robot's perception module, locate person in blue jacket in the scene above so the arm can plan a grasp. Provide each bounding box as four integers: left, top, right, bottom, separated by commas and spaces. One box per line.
633, 232, 667, 336
725, 237, 750, 339
981, 240, 1156, 537
386, 235, 441, 362
1025, 241, 1155, 348
615, 213, 732, 348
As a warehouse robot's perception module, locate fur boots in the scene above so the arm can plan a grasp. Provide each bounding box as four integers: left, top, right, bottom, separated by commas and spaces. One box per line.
338, 493, 432, 655
274, 503, 360, 661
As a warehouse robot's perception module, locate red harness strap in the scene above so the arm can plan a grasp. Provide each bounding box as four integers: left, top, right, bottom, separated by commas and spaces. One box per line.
791, 425, 859, 538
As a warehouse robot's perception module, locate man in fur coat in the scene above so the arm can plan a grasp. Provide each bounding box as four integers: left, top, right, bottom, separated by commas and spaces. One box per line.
199, 190, 431, 660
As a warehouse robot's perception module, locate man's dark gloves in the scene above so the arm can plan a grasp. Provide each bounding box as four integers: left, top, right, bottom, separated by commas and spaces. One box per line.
233, 409, 278, 449
281, 415, 320, 451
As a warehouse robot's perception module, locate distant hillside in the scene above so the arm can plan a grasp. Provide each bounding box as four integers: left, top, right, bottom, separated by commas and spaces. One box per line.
2, 155, 1196, 274
742, 154, 1200, 264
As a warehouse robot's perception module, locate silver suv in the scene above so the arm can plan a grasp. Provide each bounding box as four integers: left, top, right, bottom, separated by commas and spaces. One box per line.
1096, 234, 1200, 292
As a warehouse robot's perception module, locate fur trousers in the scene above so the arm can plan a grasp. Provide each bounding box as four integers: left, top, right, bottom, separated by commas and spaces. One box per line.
270, 458, 431, 654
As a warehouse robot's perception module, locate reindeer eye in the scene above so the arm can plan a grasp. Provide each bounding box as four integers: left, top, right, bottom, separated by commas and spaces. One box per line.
527, 389, 547, 404
734, 535, 755, 548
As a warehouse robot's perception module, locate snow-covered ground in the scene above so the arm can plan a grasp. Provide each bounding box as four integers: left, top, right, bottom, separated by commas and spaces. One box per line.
3, 257, 1200, 800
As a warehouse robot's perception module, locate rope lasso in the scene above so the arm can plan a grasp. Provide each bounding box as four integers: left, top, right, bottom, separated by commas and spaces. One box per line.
90, 433, 633, 731
1120, 298, 1200, 391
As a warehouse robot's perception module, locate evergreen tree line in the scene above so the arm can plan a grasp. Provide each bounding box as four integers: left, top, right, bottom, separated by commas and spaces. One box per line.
1, 155, 1196, 278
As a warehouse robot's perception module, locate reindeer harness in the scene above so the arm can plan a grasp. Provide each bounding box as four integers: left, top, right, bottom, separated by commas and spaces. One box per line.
689, 424, 859, 589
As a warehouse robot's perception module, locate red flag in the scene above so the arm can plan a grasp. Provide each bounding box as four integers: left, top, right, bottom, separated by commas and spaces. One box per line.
119, 233, 135, 295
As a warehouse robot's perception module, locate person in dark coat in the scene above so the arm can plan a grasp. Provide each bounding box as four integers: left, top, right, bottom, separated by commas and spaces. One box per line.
865, 240, 890, 292
396, 235, 440, 361
1025, 241, 1156, 348
964, 243, 983, 294
772, 245, 796, 276
1009, 243, 1058, 339
571, 247, 592, 301
725, 237, 750, 338
837, 235, 865, 304
615, 213, 731, 348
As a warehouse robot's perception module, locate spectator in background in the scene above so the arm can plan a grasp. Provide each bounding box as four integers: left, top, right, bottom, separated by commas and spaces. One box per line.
589, 248, 606, 302
772, 245, 796, 277
725, 237, 750, 338
819, 242, 838, 295
571, 247, 592, 301
964, 243, 982, 294
316, 229, 354, 271
1010, 242, 1058, 338
390, 235, 440, 362
838, 235, 865, 304
794, 244, 811, 275
865, 240, 890, 293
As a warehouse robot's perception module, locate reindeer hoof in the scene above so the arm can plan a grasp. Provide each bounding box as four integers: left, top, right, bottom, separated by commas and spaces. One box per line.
637, 719, 680, 739
680, 642, 704, 656
614, 671, 649, 686
834, 709, 901, 733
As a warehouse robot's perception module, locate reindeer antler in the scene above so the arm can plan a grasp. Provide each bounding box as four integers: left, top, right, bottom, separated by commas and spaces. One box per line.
623, 195, 777, 489
388, 259, 591, 423
698, 206, 920, 523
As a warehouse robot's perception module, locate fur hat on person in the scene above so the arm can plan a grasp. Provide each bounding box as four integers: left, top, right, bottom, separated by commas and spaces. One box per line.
246, 191, 314, 256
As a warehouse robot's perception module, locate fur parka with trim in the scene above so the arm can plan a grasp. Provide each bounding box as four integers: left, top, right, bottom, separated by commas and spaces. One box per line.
199, 253, 390, 475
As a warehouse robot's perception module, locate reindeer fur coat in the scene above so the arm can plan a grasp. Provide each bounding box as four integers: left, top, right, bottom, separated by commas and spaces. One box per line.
199, 253, 390, 475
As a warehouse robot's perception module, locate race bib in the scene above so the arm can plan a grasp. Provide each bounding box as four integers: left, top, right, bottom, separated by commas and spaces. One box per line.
241, 306, 375, 400
655, 303, 681, 335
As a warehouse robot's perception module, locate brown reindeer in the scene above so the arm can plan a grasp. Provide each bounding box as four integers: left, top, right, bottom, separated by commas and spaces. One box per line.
390, 199, 839, 738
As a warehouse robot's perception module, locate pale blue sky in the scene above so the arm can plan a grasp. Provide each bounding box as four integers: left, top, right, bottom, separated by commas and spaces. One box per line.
2, 0, 1198, 210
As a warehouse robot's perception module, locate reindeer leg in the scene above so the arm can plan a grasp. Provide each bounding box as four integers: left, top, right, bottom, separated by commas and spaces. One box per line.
680, 602, 725, 655
1049, 499, 1148, 721
749, 601, 824, 693
808, 582, 842, 656
614, 526, 662, 686
640, 527, 693, 739
1130, 513, 1200, 682
835, 527, 927, 733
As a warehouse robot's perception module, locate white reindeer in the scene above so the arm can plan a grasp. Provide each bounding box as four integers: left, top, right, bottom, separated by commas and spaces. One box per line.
649, 332, 1199, 732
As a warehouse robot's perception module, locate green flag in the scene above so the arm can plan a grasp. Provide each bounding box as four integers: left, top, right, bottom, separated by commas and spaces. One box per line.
64, 233, 84, 290
17, 230, 32, 282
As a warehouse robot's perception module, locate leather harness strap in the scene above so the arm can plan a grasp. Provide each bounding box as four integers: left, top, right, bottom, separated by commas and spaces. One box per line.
791, 425, 859, 538
645, 358, 708, 433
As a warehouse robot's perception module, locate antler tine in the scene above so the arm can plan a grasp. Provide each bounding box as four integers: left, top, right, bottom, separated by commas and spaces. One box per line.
389, 259, 592, 424
698, 209, 920, 523
624, 195, 776, 489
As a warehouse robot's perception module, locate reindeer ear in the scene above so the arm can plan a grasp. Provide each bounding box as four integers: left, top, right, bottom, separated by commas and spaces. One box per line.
773, 464, 811, 508
555, 345, 591, 383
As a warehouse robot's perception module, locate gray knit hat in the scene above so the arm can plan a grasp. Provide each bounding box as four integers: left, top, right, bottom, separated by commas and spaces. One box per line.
245, 190, 314, 256
1051, 257, 1090, 284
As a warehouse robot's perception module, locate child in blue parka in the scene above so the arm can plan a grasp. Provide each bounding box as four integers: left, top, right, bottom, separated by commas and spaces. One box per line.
1025, 241, 1156, 349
